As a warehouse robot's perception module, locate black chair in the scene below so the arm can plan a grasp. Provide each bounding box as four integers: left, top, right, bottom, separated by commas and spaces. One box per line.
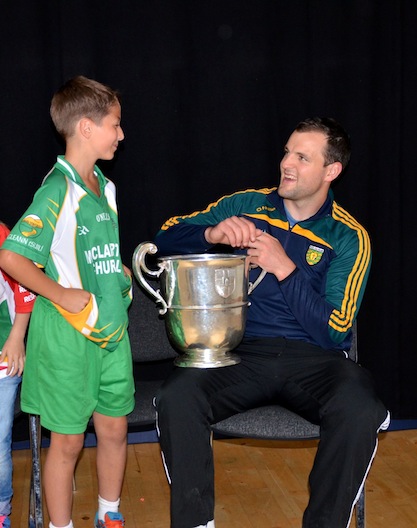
28, 278, 178, 527
211, 322, 366, 528
122, 278, 178, 427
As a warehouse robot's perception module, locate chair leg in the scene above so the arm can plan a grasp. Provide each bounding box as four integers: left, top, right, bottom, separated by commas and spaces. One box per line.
355, 486, 365, 528
29, 414, 44, 528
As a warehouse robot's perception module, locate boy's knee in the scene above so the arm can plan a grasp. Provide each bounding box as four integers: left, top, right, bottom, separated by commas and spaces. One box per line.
94, 415, 127, 444
51, 433, 84, 460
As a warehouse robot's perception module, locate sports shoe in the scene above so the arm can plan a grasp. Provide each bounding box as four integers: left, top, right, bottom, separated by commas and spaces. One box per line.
94, 511, 125, 528
0, 515, 11, 528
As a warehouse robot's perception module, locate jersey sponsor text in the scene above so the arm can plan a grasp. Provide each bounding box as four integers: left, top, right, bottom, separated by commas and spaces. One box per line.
84, 243, 120, 264
93, 259, 122, 275
84, 243, 122, 275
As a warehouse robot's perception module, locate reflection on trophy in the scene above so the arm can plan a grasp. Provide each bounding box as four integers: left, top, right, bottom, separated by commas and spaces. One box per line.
132, 242, 249, 368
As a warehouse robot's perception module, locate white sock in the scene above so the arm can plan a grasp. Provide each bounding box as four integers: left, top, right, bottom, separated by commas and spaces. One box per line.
49, 522, 73, 528
98, 495, 120, 521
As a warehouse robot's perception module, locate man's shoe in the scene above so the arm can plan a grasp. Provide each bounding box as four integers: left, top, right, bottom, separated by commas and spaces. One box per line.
94, 511, 125, 528
0, 515, 11, 528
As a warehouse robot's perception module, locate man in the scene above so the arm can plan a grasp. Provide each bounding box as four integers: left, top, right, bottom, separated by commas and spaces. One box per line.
154, 117, 389, 528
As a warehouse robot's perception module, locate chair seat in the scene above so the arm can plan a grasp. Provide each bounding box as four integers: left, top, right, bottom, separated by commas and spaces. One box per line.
128, 380, 162, 425
212, 405, 320, 440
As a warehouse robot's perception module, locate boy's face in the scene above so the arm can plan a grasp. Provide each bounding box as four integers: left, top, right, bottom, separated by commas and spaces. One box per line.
90, 102, 124, 160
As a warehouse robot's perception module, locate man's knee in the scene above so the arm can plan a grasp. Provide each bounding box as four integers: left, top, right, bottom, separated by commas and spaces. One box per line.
326, 363, 386, 427
156, 371, 208, 421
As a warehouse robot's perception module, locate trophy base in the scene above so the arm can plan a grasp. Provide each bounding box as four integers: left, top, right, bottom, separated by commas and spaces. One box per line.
174, 350, 241, 369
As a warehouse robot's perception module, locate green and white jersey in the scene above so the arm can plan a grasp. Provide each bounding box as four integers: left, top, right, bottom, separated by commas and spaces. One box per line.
3, 156, 132, 351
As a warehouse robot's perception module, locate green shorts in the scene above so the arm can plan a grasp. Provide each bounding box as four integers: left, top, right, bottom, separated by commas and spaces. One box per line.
21, 297, 135, 434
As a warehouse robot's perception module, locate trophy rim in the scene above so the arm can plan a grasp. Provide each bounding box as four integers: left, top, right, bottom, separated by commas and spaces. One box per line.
157, 253, 246, 263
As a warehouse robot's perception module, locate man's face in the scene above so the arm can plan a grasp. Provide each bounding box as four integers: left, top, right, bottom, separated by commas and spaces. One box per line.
278, 130, 334, 205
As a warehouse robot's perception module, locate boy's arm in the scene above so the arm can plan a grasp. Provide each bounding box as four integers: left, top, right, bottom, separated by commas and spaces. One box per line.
0, 249, 90, 313
0, 312, 30, 376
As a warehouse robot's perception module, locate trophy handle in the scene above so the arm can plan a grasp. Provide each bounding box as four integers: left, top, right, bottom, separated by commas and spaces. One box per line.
132, 242, 168, 315
248, 268, 267, 295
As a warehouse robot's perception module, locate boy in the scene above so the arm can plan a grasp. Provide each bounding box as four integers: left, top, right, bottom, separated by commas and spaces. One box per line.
0, 76, 134, 528
0, 221, 35, 528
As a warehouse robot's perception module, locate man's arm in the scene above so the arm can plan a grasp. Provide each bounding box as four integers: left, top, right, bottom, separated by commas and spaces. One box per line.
155, 217, 263, 257
155, 190, 262, 255
280, 231, 370, 348
155, 224, 211, 256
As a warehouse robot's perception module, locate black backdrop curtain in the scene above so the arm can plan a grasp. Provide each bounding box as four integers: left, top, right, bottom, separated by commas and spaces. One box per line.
1, 1, 416, 418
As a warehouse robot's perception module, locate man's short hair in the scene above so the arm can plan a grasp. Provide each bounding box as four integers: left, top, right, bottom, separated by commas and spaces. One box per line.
295, 117, 351, 169
50, 75, 120, 139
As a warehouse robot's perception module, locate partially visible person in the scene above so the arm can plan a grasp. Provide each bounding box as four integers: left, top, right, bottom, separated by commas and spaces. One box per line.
0, 76, 134, 528
154, 117, 390, 528
0, 221, 35, 528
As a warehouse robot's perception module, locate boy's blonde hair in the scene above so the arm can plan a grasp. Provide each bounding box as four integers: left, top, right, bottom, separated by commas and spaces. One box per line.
50, 75, 120, 139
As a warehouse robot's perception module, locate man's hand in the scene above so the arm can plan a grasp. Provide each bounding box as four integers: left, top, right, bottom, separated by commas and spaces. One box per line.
205, 216, 263, 247
247, 232, 296, 281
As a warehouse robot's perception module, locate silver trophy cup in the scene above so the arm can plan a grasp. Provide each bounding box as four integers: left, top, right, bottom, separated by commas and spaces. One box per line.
132, 242, 250, 368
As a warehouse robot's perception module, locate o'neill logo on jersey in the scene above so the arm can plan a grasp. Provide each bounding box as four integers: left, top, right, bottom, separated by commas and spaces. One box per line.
96, 212, 111, 222
96, 212, 117, 231
306, 245, 324, 266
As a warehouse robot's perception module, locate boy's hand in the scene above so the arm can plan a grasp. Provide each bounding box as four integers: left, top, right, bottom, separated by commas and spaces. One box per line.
57, 287, 91, 313
0, 337, 25, 376
0, 312, 30, 376
123, 264, 132, 277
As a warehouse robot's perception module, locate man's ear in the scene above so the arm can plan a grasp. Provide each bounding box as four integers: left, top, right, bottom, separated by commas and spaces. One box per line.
325, 161, 343, 182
